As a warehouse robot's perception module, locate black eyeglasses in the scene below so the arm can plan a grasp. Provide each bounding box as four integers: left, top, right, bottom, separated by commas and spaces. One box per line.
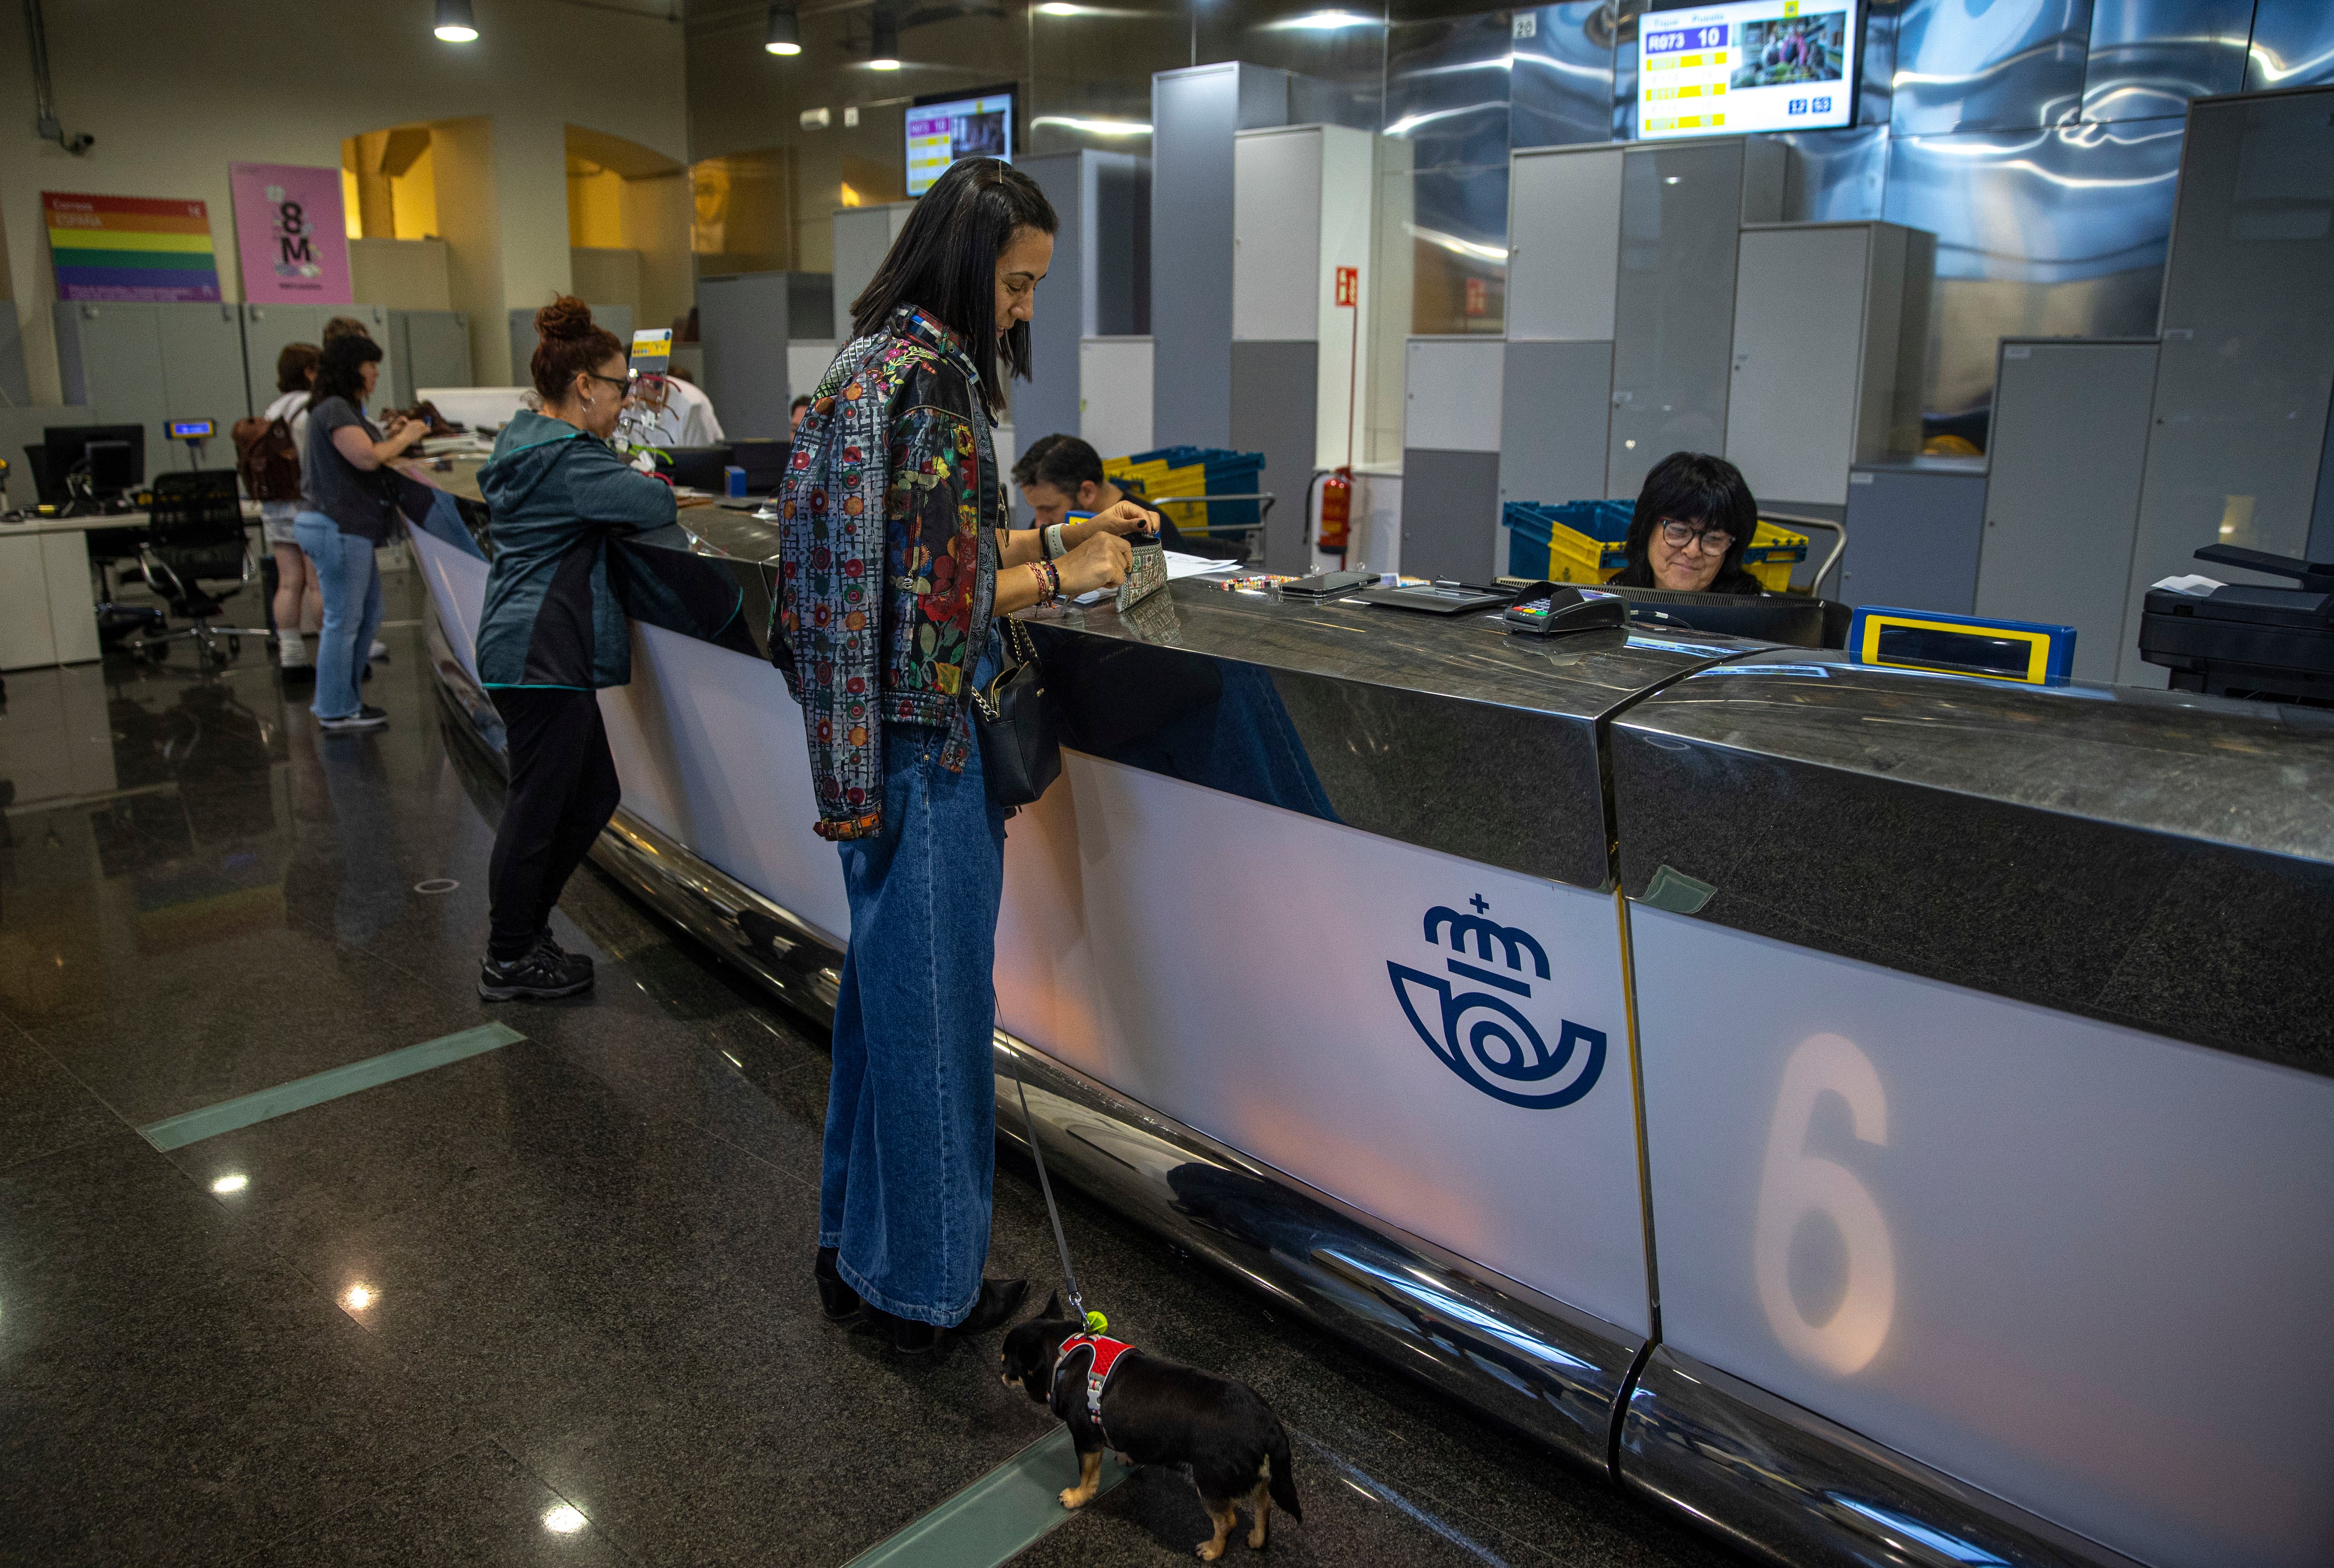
1657, 518, 1734, 555
584, 371, 633, 400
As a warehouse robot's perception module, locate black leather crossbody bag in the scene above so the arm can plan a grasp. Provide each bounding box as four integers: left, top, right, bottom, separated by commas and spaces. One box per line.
969, 614, 1062, 806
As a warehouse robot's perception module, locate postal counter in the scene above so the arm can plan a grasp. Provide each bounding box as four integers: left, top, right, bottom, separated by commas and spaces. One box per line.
401, 486, 2334, 1568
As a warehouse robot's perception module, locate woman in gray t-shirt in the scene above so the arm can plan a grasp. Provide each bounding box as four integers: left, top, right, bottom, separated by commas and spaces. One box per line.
293, 334, 424, 729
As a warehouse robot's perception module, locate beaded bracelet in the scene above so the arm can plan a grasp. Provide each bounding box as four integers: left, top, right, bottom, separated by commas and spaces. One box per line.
1030, 558, 1061, 603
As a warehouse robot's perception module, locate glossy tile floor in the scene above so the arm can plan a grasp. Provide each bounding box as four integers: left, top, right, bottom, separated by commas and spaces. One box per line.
0, 569, 1748, 1568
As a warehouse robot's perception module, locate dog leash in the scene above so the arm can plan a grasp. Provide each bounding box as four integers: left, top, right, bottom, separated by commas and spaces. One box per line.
1003, 1031, 1108, 1335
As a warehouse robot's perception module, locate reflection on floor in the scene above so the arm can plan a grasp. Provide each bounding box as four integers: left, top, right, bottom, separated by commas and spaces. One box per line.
0, 569, 1748, 1567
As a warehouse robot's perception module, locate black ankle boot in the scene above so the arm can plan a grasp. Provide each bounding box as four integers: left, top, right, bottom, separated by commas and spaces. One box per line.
954, 1277, 1031, 1336
815, 1246, 861, 1322
889, 1314, 940, 1353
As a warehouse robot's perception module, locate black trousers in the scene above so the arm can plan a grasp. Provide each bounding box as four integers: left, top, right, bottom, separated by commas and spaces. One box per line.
487, 686, 621, 960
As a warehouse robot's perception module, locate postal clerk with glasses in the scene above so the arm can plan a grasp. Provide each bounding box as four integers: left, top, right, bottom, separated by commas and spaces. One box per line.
1611, 450, 1766, 595
473, 296, 675, 1001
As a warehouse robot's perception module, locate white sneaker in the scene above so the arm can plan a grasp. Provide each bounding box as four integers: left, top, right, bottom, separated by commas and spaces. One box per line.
368, 640, 389, 662
279, 634, 312, 670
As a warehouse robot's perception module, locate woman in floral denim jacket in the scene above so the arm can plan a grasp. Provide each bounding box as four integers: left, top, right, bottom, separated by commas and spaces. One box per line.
773, 158, 1157, 1351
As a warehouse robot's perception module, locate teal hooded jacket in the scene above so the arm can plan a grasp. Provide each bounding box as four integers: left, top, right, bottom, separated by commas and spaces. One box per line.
475, 410, 678, 689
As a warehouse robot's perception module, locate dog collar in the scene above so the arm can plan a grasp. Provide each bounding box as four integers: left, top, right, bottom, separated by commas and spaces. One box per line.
1054, 1333, 1139, 1443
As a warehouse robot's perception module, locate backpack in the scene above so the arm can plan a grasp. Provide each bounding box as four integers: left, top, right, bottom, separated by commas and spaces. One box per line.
232, 415, 302, 502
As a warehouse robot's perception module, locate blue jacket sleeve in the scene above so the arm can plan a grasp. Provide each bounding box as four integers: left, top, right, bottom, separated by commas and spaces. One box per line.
568, 444, 679, 532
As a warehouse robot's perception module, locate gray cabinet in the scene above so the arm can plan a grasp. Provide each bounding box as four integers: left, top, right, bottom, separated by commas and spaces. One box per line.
1975, 339, 2158, 685
1840, 461, 1988, 615
1500, 339, 1613, 511
1606, 140, 1763, 500
389, 310, 472, 406
242, 302, 394, 414
1724, 223, 1928, 510
2120, 86, 2334, 684
55, 301, 247, 444
1507, 145, 1622, 345
698, 273, 801, 440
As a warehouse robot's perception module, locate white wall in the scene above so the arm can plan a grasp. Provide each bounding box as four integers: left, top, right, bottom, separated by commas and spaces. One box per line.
0, 0, 686, 400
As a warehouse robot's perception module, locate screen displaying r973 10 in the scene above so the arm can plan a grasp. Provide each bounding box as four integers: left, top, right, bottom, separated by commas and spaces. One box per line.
1638, 0, 1858, 140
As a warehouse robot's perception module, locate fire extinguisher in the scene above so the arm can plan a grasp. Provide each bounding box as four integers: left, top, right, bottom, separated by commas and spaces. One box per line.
1317, 466, 1352, 556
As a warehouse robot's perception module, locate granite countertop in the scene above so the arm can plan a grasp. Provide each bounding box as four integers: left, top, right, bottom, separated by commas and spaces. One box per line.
1036, 580, 1751, 724
1624, 652, 2334, 865
631, 506, 1756, 726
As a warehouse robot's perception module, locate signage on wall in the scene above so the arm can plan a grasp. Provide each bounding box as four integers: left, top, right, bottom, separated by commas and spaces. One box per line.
905, 85, 1016, 197
229, 163, 352, 305
1388, 897, 1608, 1108
1638, 0, 1859, 140
1335, 266, 1359, 308
43, 191, 221, 302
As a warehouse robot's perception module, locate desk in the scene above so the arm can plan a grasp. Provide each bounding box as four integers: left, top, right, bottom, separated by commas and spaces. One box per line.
0, 503, 259, 670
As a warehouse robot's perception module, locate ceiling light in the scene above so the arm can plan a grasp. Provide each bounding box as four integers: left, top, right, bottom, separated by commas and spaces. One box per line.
764, 3, 800, 54
1266, 10, 1379, 31
1037, 2, 1084, 12
868, 12, 900, 67
433, 0, 478, 42
1031, 115, 1153, 137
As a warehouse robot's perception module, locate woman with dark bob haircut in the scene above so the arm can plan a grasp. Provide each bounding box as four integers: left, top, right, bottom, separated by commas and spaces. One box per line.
1611, 450, 1765, 595
772, 157, 1157, 1351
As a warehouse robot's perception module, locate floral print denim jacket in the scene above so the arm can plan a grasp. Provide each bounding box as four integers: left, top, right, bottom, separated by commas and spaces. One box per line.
772, 306, 1000, 841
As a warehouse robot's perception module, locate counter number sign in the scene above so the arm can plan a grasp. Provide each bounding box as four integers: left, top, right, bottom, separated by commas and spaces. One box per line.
1335, 266, 1358, 308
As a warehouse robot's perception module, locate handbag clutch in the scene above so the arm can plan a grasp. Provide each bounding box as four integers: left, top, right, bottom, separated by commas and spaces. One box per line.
969, 614, 1063, 807
1116, 534, 1169, 612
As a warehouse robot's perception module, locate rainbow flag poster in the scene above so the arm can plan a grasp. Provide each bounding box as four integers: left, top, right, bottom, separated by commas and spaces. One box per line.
44, 191, 221, 302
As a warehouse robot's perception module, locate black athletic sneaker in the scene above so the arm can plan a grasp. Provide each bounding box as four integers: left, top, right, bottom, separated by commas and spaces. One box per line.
478, 944, 594, 1001
530, 930, 592, 971
318, 704, 389, 734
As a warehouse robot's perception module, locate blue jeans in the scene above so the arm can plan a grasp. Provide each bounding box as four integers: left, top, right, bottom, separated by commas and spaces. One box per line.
821, 682, 1009, 1325
295, 514, 384, 721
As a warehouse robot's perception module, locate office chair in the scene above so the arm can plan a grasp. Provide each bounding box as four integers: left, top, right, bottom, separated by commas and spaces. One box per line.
128, 472, 272, 668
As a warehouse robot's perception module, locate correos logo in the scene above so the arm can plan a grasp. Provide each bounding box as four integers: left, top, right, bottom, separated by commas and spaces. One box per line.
1388, 897, 1606, 1108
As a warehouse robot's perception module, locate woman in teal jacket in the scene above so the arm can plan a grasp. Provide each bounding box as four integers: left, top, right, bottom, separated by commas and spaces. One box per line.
474, 297, 675, 1001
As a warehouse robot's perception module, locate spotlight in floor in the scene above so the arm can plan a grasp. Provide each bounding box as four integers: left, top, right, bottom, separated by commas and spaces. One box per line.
343, 1284, 376, 1311
543, 1505, 587, 1534
211, 1173, 249, 1195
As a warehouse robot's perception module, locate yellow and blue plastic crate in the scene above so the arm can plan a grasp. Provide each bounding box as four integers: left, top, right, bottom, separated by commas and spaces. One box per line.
1104, 447, 1266, 539
1504, 499, 1808, 593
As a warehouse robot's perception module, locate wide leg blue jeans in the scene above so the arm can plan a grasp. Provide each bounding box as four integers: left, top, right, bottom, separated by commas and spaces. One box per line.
820, 707, 1009, 1327
294, 514, 383, 721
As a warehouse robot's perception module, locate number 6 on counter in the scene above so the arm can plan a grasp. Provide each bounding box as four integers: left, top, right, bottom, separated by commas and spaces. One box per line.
1752, 1033, 1897, 1375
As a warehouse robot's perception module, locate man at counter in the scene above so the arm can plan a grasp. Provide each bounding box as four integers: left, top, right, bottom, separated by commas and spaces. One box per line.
1015, 433, 1239, 559
1013, 433, 1126, 532
1610, 451, 1766, 595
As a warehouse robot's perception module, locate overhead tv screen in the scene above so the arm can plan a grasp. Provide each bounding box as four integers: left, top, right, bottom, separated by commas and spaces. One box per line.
906, 87, 1015, 197
1638, 1, 1858, 140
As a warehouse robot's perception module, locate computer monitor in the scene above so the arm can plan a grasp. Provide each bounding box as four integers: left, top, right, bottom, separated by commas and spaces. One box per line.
1637, 0, 1860, 141
1610, 585, 1834, 648
905, 85, 1015, 196
44, 424, 146, 499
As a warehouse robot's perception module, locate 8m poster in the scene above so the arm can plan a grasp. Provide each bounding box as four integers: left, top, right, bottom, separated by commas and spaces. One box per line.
229, 163, 352, 305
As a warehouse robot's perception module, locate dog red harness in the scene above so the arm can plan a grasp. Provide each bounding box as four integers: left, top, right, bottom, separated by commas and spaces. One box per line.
1054, 1333, 1139, 1441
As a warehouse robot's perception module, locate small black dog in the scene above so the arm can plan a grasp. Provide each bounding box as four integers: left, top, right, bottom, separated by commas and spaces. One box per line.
1001, 1295, 1302, 1560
